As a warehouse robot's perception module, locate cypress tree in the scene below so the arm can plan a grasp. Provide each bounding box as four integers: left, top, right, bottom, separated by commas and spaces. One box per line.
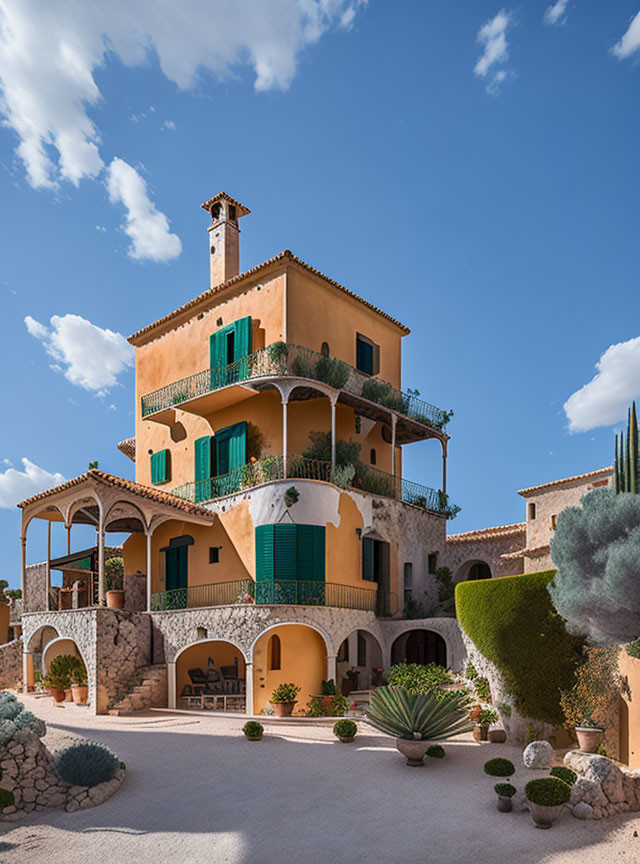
631, 401, 639, 494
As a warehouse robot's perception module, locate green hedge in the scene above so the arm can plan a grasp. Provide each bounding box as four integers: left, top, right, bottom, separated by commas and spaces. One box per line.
455, 570, 583, 725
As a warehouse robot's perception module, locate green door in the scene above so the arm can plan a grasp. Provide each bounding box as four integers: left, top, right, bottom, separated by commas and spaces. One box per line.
210, 316, 252, 388
165, 545, 188, 607
215, 421, 247, 495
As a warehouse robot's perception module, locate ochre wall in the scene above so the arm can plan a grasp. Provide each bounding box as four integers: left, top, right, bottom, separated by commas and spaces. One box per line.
176, 640, 245, 701
0, 605, 9, 645
253, 624, 327, 715
43, 638, 83, 674
619, 650, 640, 768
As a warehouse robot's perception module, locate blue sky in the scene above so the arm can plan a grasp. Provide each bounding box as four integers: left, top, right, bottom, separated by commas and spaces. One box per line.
2, 0, 640, 585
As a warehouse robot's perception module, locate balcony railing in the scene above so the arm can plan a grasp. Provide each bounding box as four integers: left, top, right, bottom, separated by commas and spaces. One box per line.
170, 454, 460, 518
141, 343, 450, 433
150, 579, 378, 612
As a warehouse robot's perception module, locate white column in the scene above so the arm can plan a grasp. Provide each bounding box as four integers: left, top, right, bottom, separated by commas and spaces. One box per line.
145, 529, 153, 612
22, 651, 29, 694
67, 524, 71, 555
20, 533, 26, 606
326, 654, 337, 685
46, 521, 51, 611
281, 395, 289, 477
167, 662, 176, 709
442, 439, 448, 495
245, 662, 254, 716
97, 515, 105, 606
330, 397, 337, 477
391, 413, 397, 476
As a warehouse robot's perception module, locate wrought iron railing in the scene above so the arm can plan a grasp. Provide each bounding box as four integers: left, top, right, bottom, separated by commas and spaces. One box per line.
141, 342, 450, 432
170, 454, 460, 517
150, 579, 377, 612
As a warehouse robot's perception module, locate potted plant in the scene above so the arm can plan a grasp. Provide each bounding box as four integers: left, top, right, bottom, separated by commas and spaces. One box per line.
105, 557, 125, 609
42, 673, 66, 703
560, 646, 620, 753
525, 777, 571, 829
44, 655, 84, 703
366, 685, 472, 767
270, 683, 301, 717
70, 666, 88, 705
243, 721, 264, 741
494, 783, 516, 812
474, 708, 498, 742
333, 719, 357, 743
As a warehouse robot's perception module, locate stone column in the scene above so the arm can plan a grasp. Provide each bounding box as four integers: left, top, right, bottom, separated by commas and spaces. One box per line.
46, 521, 51, 611
97, 517, 105, 606
326, 654, 337, 685
22, 650, 29, 694
245, 662, 254, 716
20, 533, 26, 608
167, 662, 176, 709
145, 529, 153, 613
281, 394, 289, 477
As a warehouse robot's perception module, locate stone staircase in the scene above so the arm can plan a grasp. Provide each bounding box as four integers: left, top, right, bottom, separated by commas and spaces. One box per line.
109, 665, 167, 715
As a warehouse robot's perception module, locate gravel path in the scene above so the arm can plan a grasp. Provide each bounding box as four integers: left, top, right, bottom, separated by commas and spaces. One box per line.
0, 694, 637, 864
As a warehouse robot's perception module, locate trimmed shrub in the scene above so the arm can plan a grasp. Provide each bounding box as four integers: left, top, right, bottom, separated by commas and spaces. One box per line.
14, 711, 46, 738
426, 745, 445, 758
333, 719, 357, 740
494, 783, 516, 798
243, 721, 263, 738
455, 571, 584, 725
484, 758, 515, 777
386, 663, 451, 695
474, 676, 491, 702
0, 719, 17, 745
0, 694, 23, 721
525, 777, 571, 807
550, 766, 577, 786
626, 639, 640, 659
56, 740, 119, 787
477, 708, 498, 726
0, 789, 14, 808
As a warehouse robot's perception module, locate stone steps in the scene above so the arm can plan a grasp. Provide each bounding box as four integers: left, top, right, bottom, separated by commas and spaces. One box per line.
108, 665, 167, 716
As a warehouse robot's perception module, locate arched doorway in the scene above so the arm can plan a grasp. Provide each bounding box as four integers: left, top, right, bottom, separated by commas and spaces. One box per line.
253, 624, 328, 715
42, 637, 85, 675
337, 629, 384, 694
391, 629, 447, 667
176, 639, 246, 712
467, 562, 491, 581
25, 625, 59, 689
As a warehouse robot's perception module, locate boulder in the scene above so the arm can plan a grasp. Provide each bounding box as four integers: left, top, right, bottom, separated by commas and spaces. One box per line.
523, 740, 553, 770
572, 802, 593, 820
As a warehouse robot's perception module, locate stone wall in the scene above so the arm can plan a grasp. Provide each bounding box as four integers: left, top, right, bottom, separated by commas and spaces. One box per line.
0, 640, 23, 690
24, 563, 48, 614
444, 527, 526, 582
123, 573, 146, 612
565, 751, 640, 820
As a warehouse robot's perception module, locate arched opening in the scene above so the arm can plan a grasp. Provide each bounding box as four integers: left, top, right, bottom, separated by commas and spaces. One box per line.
25, 625, 59, 689
391, 629, 447, 667
42, 637, 85, 676
268, 634, 281, 670
253, 624, 328, 715
467, 562, 491, 581
176, 639, 246, 712
336, 629, 383, 695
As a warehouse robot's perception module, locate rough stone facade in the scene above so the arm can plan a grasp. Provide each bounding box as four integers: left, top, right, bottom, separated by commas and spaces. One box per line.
0, 727, 124, 821
564, 751, 640, 820
0, 640, 23, 690
445, 524, 526, 581
24, 563, 48, 614
123, 573, 147, 612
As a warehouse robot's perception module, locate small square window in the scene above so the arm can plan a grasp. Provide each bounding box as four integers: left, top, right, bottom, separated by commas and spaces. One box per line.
428, 553, 438, 575
209, 547, 220, 564
551, 514, 557, 530
404, 562, 413, 589
370, 448, 377, 465
528, 503, 536, 520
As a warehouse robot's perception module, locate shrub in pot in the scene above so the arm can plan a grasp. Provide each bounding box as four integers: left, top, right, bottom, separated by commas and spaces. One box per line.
270, 683, 301, 717
525, 777, 571, 828
559, 647, 620, 753
333, 719, 357, 742
104, 556, 125, 609
366, 685, 472, 767
494, 782, 516, 812
71, 666, 88, 705
474, 708, 498, 742
243, 721, 264, 741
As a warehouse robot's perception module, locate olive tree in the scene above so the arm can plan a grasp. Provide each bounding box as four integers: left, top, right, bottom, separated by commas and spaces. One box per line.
549, 488, 640, 645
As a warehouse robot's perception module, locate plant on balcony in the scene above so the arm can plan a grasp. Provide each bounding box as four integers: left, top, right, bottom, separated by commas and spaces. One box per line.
104, 557, 124, 592
291, 354, 314, 379
315, 355, 350, 389
268, 341, 289, 373
361, 379, 407, 414
303, 431, 360, 468
366, 685, 472, 766
172, 390, 189, 405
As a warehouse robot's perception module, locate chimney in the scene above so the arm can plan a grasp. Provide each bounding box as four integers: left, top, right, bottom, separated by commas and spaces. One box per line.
201, 192, 251, 288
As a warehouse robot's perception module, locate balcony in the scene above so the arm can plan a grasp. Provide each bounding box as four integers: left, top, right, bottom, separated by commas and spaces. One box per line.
170, 454, 460, 518
141, 343, 450, 444
150, 579, 378, 612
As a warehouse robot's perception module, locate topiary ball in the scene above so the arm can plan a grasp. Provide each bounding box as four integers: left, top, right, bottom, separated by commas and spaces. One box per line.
550, 766, 577, 786
0, 719, 17, 746
14, 711, 46, 738
484, 757, 515, 777
494, 782, 516, 798
426, 745, 445, 758
525, 777, 571, 807
56, 740, 120, 788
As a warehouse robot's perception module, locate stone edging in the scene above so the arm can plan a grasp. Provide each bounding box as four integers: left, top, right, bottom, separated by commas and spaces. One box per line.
65, 766, 126, 813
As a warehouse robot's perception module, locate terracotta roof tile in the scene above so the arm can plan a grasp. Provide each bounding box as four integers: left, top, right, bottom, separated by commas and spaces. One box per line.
518, 467, 613, 497
500, 544, 550, 560
117, 437, 136, 462
446, 522, 526, 543
128, 250, 410, 345
18, 469, 214, 519
200, 191, 251, 216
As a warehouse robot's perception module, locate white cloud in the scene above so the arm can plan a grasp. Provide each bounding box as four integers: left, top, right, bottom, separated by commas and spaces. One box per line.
612, 11, 640, 60
106, 158, 182, 262
474, 10, 512, 94
25, 312, 134, 395
564, 336, 640, 432
0, 0, 367, 189
544, 0, 570, 27
161, 120, 176, 132
0, 458, 65, 509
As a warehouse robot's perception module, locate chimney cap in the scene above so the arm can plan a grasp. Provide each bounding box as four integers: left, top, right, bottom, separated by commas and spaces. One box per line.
201, 191, 251, 218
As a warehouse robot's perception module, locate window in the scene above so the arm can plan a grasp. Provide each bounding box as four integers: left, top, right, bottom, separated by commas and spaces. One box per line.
357, 632, 367, 667
268, 634, 281, 670
321, 341, 330, 357
228, 204, 237, 222
362, 537, 376, 581
356, 333, 380, 376
355, 415, 362, 434
338, 638, 349, 662
428, 553, 438, 575
150, 449, 170, 485
209, 547, 220, 564
528, 502, 536, 520
225, 329, 235, 365
550, 514, 557, 530
255, 524, 326, 583
370, 448, 377, 465
404, 562, 413, 604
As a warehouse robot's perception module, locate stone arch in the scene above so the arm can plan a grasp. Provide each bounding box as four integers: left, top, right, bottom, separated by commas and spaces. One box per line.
175, 638, 247, 712
103, 500, 148, 533
249, 619, 334, 659
390, 628, 448, 667
455, 559, 492, 583
42, 636, 87, 676
66, 494, 102, 528
25, 624, 59, 655
336, 627, 384, 692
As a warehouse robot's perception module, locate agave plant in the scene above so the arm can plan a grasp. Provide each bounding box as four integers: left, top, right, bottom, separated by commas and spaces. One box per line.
367, 685, 473, 741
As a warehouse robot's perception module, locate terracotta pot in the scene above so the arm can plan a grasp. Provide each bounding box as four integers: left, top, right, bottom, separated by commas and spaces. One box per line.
395, 737, 430, 767
245, 734, 263, 741
473, 724, 489, 742
71, 684, 88, 705
575, 727, 603, 753
272, 701, 296, 717
338, 736, 355, 743
106, 590, 125, 609
470, 705, 482, 723
527, 801, 564, 829
64, 688, 74, 702
49, 688, 65, 703
489, 728, 507, 744
497, 796, 512, 813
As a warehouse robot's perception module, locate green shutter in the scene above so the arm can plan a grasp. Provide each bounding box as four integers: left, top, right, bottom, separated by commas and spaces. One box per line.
274, 524, 298, 581
255, 525, 275, 582
311, 526, 325, 582
234, 317, 252, 380
194, 436, 214, 502
151, 450, 169, 485
215, 422, 247, 488
297, 525, 325, 582
210, 317, 252, 388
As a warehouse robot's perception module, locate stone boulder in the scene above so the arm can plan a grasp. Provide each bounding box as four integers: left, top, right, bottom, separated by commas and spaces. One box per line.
564, 750, 640, 820
523, 740, 553, 770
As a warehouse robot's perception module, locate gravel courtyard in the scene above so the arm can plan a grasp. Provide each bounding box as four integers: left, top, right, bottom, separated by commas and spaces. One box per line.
0, 695, 637, 864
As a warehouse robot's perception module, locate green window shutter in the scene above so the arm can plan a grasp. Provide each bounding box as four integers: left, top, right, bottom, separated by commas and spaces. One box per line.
356, 336, 374, 375
234, 316, 252, 359
274, 524, 298, 581
255, 524, 275, 582
215, 421, 247, 476
151, 450, 170, 485
297, 525, 325, 582
362, 537, 375, 581
194, 436, 215, 503
311, 526, 326, 582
